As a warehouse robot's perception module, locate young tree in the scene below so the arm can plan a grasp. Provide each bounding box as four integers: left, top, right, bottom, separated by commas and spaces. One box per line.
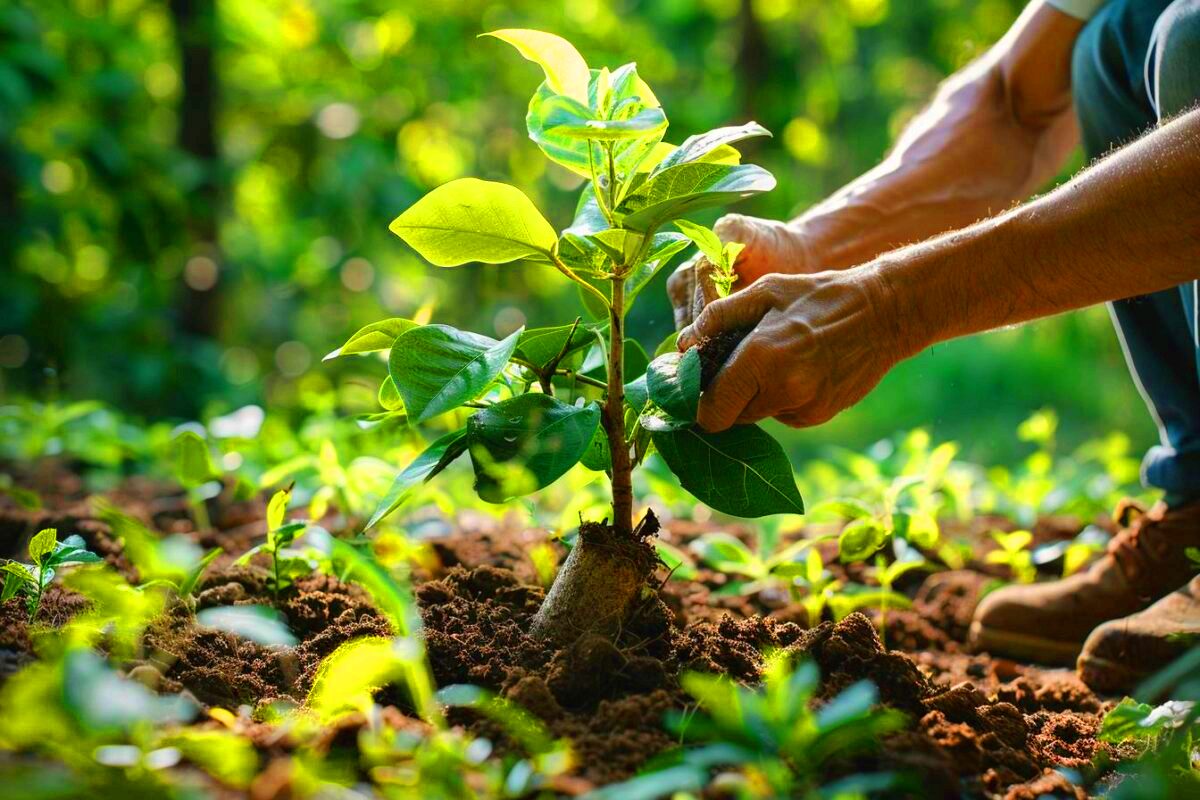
329, 30, 804, 645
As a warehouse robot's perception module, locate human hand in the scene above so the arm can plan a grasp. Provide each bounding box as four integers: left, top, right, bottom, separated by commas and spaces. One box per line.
676, 266, 908, 432
667, 214, 811, 330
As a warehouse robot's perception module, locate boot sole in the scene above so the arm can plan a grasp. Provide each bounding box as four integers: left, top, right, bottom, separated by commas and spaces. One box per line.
1077, 653, 1148, 694
969, 622, 1082, 665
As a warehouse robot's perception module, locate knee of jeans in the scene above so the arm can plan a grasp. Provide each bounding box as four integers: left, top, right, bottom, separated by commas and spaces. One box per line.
1154, 0, 1200, 117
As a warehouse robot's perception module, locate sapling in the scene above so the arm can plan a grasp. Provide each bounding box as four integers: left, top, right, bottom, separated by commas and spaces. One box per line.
328, 30, 805, 644
236, 486, 311, 601
2, 528, 101, 621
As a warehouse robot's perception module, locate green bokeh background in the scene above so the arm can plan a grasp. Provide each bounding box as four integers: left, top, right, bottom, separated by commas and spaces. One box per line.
0, 0, 1158, 467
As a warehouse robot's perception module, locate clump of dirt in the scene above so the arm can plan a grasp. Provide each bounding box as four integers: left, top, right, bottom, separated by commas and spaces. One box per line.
696, 328, 751, 388
144, 567, 392, 707
674, 613, 805, 681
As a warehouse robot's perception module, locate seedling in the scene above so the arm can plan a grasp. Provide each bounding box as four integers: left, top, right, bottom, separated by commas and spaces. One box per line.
169, 430, 221, 533
688, 529, 826, 595
2, 528, 100, 621
986, 529, 1036, 584
329, 29, 803, 644
94, 498, 222, 607
235, 486, 311, 601
595, 655, 905, 798
872, 555, 933, 647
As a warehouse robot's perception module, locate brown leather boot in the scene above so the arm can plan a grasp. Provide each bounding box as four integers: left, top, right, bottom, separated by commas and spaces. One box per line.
969, 500, 1200, 664
1077, 574, 1200, 692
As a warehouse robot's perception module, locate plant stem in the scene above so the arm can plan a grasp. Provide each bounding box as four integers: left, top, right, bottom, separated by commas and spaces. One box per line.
606, 274, 633, 537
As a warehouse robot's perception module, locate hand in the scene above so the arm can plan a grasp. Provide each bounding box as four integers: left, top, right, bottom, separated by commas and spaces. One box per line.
667, 214, 811, 330
677, 266, 907, 432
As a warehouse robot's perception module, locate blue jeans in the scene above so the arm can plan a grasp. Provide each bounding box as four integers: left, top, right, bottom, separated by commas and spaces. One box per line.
1073, 0, 1200, 503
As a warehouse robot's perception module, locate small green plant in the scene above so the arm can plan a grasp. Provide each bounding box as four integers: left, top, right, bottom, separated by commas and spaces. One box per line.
2, 528, 100, 621
986, 530, 1036, 584
94, 498, 222, 607
169, 430, 221, 533
594, 654, 905, 798
328, 29, 803, 645
872, 556, 933, 648
688, 529, 824, 595
235, 486, 311, 601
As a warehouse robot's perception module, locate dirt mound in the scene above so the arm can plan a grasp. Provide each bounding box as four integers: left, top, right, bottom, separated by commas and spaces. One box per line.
144, 568, 392, 706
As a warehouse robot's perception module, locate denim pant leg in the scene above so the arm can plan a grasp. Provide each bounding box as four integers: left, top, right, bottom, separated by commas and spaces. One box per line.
1073, 0, 1200, 502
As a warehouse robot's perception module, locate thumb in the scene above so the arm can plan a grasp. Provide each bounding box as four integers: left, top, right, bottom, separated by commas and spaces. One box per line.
714, 214, 807, 283
677, 280, 775, 351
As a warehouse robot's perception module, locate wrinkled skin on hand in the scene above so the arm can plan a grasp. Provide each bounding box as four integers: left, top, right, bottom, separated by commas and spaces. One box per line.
667, 213, 811, 330
675, 261, 904, 434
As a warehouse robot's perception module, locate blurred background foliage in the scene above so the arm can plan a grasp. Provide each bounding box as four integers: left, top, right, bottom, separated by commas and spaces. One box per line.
0, 0, 1157, 467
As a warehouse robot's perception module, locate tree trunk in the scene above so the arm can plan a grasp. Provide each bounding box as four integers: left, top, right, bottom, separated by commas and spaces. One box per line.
169, 0, 221, 339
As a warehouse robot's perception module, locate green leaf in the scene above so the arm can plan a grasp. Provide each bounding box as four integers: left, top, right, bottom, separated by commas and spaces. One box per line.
196, 605, 298, 647
366, 429, 470, 529
178, 547, 222, 598
323, 318, 417, 361
388, 324, 522, 423
526, 83, 600, 178
515, 323, 600, 372
28, 528, 56, 565
377, 376, 403, 411
266, 487, 290, 533
647, 348, 701, 422
674, 219, 725, 266
625, 374, 649, 413
171, 431, 219, 488
838, 518, 888, 563
639, 405, 692, 432
2, 561, 34, 587
579, 423, 611, 471
651, 121, 771, 175
482, 29, 590, 103
619, 163, 776, 233
466, 394, 601, 502
651, 425, 804, 517
543, 94, 667, 141
1098, 697, 1161, 742
389, 178, 556, 267
623, 232, 691, 308
808, 498, 875, 520
690, 532, 761, 577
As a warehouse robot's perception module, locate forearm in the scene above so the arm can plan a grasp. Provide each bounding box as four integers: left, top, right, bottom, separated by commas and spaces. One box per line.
791, 2, 1081, 270
879, 108, 1200, 353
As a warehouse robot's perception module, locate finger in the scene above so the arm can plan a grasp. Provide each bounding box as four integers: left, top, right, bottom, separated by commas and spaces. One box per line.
668, 259, 698, 330
694, 257, 721, 307
697, 339, 761, 432
678, 279, 776, 351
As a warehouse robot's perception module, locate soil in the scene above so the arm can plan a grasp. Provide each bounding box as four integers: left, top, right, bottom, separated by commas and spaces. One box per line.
696, 328, 751, 388
0, 463, 1135, 798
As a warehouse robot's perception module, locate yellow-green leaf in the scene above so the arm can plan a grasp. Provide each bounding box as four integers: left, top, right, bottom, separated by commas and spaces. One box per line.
29, 528, 57, 565
483, 29, 590, 103
390, 179, 557, 267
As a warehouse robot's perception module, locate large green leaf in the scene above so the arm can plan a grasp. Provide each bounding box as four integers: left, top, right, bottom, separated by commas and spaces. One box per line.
389, 179, 556, 267
515, 323, 600, 372
324, 318, 417, 361
647, 348, 701, 422
619, 163, 776, 233
367, 429, 469, 529
467, 394, 601, 502
483, 29, 590, 103
526, 83, 602, 178
544, 95, 667, 142
388, 325, 522, 423
651, 425, 804, 517
651, 122, 771, 175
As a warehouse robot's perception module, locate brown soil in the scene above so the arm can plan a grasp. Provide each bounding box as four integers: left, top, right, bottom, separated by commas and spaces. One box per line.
696, 328, 751, 388
0, 464, 1132, 797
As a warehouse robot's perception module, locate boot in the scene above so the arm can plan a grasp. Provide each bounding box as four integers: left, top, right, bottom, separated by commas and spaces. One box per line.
968, 500, 1200, 664
1077, 574, 1200, 692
